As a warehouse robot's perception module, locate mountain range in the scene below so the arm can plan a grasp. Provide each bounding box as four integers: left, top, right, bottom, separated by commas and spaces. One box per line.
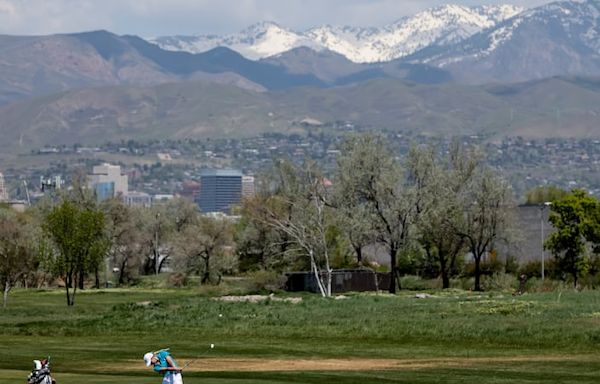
151, 5, 524, 63
0, 0, 599, 152
153, 0, 600, 84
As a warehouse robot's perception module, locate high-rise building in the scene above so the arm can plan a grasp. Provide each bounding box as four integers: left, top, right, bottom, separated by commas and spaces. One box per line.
0, 172, 8, 202
242, 176, 255, 198
197, 169, 242, 214
88, 163, 128, 201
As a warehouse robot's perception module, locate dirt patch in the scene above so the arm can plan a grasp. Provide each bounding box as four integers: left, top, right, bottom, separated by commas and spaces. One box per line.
122, 355, 599, 372
214, 294, 302, 304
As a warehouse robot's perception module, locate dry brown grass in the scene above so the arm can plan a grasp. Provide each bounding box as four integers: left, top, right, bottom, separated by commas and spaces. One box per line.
122, 355, 599, 372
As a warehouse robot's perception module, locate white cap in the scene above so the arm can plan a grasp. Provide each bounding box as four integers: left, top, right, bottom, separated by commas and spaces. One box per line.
143, 352, 154, 367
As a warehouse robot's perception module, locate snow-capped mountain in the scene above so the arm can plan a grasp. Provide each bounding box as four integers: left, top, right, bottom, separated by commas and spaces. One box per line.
152, 22, 320, 61
414, 0, 600, 83
150, 4, 523, 63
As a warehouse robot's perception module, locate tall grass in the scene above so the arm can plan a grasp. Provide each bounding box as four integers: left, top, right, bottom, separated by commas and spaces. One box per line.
1, 287, 599, 383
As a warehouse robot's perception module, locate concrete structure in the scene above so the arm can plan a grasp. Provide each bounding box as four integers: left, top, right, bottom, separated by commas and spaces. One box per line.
123, 191, 152, 208
0, 172, 7, 202
153, 194, 174, 204
242, 176, 255, 198
40, 175, 64, 192
89, 163, 128, 200
197, 169, 242, 214
504, 204, 553, 264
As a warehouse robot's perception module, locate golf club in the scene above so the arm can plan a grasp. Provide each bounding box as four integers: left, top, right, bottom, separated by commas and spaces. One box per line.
182, 344, 215, 369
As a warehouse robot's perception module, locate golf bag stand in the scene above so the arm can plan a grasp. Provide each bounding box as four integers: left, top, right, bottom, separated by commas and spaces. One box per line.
26, 358, 56, 384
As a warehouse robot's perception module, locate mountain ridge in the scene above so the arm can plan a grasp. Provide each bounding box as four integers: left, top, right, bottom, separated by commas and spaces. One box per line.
150, 4, 524, 63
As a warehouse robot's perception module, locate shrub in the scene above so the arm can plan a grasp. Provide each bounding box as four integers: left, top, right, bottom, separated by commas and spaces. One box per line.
399, 275, 435, 291
246, 270, 287, 293
480, 273, 518, 292
168, 272, 188, 288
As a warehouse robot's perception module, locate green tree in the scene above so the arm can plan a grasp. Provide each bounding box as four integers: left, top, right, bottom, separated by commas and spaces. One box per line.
545, 189, 600, 288
101, 199, 149, 286
0, 208, 38, 307
337, 135, 421, 293
173, 215, 234, 284
456, 168, 515, 291
416, 142, 477, 288
525, 186, 569, 205
44, 200, 107, 305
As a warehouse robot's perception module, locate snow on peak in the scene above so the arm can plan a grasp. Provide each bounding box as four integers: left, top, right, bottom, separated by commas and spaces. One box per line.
150, 4, 526, 63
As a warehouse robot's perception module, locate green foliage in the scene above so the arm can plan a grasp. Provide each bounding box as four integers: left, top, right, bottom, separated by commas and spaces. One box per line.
2, 289, 600, 383
0, 207, 38, 307
525, 186, 569, 205
504, 255, 520, 275
479, 273, 518, 292
545, 189, 600, 287
245, 270, 287, 293
43, 199, 107, 305
399, 275, 436, 290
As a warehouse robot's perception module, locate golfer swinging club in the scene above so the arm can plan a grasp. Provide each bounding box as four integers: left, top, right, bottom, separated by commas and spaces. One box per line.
144, 349, 183, 384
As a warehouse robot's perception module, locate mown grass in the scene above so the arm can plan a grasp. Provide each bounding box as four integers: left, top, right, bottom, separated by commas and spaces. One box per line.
1, 287, 599, 383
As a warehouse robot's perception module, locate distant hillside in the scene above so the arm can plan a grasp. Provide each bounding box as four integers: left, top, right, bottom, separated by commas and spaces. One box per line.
0, 30, 325, 106
2, 76, 600, 153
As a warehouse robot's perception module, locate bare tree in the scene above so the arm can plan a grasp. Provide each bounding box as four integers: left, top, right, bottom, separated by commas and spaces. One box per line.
249, 160, 335, 297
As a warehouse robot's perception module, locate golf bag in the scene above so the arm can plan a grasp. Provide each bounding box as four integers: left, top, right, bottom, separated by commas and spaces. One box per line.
27, 358, 56, 384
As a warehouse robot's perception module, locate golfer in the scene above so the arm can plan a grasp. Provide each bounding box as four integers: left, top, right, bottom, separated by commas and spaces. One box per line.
144, 349, 184, 384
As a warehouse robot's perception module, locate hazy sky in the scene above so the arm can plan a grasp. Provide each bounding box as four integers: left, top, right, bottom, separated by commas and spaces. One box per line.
0, 0, 556, 37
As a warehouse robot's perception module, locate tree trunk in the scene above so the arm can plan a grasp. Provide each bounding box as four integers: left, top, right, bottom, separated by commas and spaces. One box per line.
474, 255, 482, 291
441, 269, 450, 289
78, 269, 84, 290
389, 246, 398, 294
3, 279, 10, 308
118, 259, 127, 285
94, 268, 100, 289
354, 245, 363, 265
439, 250, 450, 289
202, 255, 210, 284
65, 274, 73, 306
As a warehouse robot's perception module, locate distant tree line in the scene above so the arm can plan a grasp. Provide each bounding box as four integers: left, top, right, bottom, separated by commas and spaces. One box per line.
2, 134, 600, 306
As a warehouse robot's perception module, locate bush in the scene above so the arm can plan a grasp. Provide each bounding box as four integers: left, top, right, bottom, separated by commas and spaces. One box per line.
399, 275, 436, 291
246, 270, 287, 293
480, 273, 518, 292
168, 272, 188, 288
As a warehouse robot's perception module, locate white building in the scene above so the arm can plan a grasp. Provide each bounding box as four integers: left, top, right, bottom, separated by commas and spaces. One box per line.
0, 172, 8, 202
123, 191, 152, 208
88, 163, 128, 200
242, 175, 255, 198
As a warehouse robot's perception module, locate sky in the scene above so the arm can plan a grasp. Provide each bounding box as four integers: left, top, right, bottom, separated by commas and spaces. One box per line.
0, 0, 556, 37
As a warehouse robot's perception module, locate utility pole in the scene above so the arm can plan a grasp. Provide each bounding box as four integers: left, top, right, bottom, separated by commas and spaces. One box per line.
540, 202, 552, 280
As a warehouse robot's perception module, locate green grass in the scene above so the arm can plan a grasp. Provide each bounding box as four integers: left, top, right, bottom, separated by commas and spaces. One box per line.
1, 288, 600, 383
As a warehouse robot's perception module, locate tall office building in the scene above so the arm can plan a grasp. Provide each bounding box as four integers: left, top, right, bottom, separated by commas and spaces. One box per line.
242, 176, 255, 198
88, 163, 128, 201
0, 172, 8, 202
197, 169, 242, 214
